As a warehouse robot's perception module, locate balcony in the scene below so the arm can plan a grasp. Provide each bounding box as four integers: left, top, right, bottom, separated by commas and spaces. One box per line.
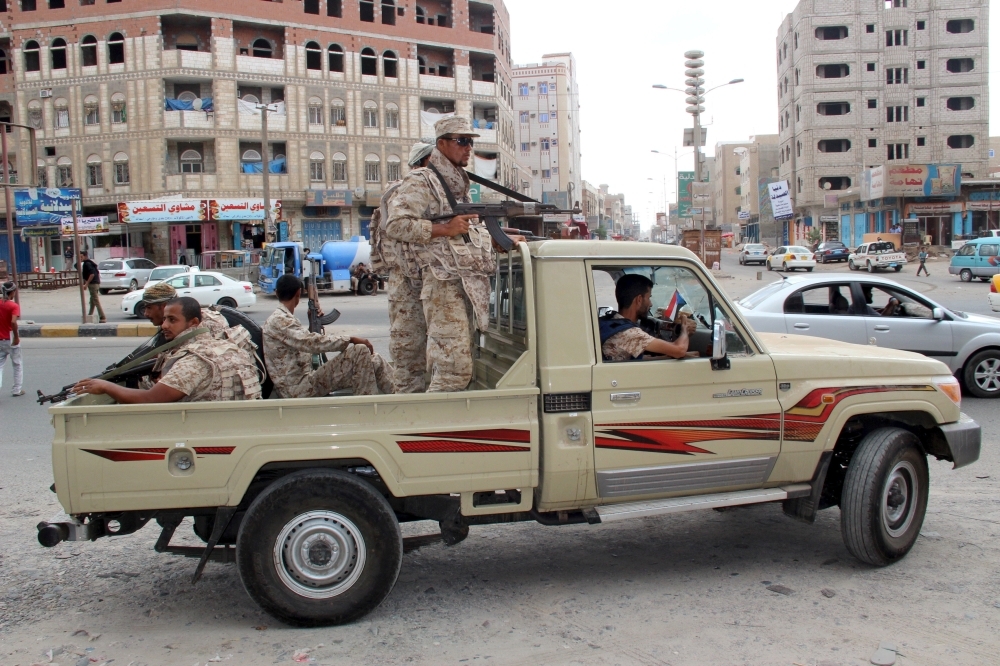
164, 110, 215, 130
472, 80, 495, 97
238, 112, 286, 132
166, 173, 218, 192
161, 49, 213, 70
236, 55, 287, 77
475, 127, 497, 144
240, 173, 290, 190
420, 74, 456, 92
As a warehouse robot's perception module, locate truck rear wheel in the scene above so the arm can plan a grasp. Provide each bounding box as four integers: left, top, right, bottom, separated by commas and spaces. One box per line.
840, 427, 928, 566
236, 469, 402, 626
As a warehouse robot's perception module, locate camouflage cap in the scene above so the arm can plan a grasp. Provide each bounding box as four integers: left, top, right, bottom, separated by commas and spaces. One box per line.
434, 116, 480, 139
408, 142, 434, 166
143, 281, 177, 305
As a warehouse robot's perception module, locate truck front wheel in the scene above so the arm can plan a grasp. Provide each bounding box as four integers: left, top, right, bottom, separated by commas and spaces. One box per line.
840, 427, 928, 566
236, 469, 402, 626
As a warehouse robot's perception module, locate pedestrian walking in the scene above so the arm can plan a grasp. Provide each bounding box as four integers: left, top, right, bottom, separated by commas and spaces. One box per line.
77, 250, 106, 322
0, 281, 24, 397
916, 246, 930, 276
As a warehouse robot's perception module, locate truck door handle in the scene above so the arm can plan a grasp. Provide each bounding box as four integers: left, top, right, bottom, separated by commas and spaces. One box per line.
793, 323, 809, 330
610, 392, 641, 403
873, 325, 890, 331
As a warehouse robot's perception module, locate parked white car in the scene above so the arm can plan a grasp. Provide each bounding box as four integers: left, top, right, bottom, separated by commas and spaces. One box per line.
97, 258, 157, 294
738, 243, 768, 265
765, 245, 816, 272
145, 264, 194, 286
122, 270, 255, 317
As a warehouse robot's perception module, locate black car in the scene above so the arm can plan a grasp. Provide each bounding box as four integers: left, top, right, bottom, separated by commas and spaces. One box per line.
815, 241, 850, 263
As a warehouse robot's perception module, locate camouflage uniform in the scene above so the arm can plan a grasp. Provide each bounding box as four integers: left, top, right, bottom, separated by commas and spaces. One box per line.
156, 331, 262, 401
262, 303, 394, 399
602, 314, 656, 362
384, 147, 496, 393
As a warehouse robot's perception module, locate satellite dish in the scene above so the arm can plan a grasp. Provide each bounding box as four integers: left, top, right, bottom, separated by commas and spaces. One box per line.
353, 186, 366, 199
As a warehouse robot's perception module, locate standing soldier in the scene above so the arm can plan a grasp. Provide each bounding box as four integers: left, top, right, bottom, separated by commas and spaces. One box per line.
383, 117, 520, 392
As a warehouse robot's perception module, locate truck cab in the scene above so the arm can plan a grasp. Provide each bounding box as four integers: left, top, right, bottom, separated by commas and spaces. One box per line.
258, 238, 374, 295
257, 242, 302, 295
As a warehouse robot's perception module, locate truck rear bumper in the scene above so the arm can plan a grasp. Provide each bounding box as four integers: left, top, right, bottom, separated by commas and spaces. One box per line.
940, 413, 981, 469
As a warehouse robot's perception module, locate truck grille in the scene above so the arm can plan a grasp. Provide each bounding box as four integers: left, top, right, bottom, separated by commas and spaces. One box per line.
544, 393, 591, 413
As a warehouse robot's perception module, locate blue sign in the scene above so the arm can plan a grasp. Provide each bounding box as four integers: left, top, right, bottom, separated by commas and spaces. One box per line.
14, 188, 82, 226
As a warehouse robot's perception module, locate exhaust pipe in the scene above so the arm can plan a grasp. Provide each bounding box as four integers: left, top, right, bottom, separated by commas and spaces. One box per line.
37, 521, 70, 547
36, 515, 92, 547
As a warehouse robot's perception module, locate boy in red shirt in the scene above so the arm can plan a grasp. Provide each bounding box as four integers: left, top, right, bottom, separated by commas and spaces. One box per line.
0, 281, 23, 397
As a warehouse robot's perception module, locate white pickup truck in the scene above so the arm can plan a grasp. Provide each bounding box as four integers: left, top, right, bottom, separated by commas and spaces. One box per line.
38, 242, 979, 626
849, 241, 908, 273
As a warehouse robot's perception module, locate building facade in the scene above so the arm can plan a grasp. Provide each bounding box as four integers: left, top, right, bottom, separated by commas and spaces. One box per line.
712, 140, 752, 232
512, 52, 582, 207
735, 134, 780, 243
777, 0, 989, 247
1, 0, 516, 268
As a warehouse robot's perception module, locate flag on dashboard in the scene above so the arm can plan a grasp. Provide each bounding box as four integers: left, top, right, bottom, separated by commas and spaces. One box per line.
665, 290, 686, 320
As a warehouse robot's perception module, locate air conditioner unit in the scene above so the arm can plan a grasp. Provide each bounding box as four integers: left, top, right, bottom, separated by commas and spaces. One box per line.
40, 89, 52, 98
531, 141, 537, 146
531, 170, 538, 175
530, 113, 536, 118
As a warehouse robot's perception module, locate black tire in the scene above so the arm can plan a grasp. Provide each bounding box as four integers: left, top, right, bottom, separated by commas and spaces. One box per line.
818, 255, 825, 264
217, 297, 238, 308
99, 288, 110, 295
358, 277, 377, 296
894, 265, 902, 272
782, 262, 789, 272
848, 259, 857, 271
806, 267, 814, 272
766, 260, 773, 271
134, 301, 146, 318
980, 277, 990, 282
739, 255, 744, 265
962, 348, 1000, 398
867, 261, 875, 273
960, 268, 973, 282
128, 279, 138, 292
236, 468, 402, 627
841, 427, 929, 566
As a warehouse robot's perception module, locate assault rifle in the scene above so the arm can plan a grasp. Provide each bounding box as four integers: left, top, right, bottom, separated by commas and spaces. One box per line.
305, 256, 340, 335
37, 328, 207, 405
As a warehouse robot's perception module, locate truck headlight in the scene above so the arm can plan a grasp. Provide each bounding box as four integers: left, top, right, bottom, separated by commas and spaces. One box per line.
934, 376, 962, 406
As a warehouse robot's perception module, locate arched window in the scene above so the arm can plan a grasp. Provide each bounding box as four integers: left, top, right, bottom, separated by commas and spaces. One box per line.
332, 152, 347, 181
382, 50, 397, 78
242, 149, 262, 162
27, 99, 42, 128
107, 32, 125, 65
416, 6, 426, 23
113, 152, 130, 185
111, 92, 126, 124
50, 38, 67, 70
180, 148, 202, 173
364, 153, 381, 182
36, 158, 47, 188
54, 98, 69, 128
384, 102, 399, 129
309, 151, 325, 182
175, 33, 198, 52
328, 44, 344, 72
360, 47, 377, 76
307, 96, 323, 125
305, 41, 321, 70
252, 38, 272, 59
0, 48, 7, 75
57, 156, 73, 187
86, 154, 103, 187
386, 154, 401, 182
23, 40, 40, 73
83, 95, 99, 126
80, 35, 97, 67
331, 98, 346, 126
382, 0, 396, 25
363, 100, 378, 128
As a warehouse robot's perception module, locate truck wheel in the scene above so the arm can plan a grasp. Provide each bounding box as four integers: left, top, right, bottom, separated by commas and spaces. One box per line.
236, 469, 402, 627
358, 277, 377, 296
841, 427, 928, 566
894, 265, 902, 272
960, 269, 973, 282
962, 349, 1000, 398
867, 261, 875, 273
848, 259, 857, 271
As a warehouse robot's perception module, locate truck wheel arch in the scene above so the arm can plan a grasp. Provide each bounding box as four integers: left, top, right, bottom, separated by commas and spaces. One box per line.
233, 456, 398, 511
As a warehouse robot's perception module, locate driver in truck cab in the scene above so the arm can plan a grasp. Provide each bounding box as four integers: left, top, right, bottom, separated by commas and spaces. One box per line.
599, 274, 694, 362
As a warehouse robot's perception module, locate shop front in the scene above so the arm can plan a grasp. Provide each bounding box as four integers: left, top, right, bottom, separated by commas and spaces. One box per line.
904, 201, 963, 247
302, 190, 352, 249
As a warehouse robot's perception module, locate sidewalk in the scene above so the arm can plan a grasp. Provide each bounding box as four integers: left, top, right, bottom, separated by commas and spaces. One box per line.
18, 322, 159, 338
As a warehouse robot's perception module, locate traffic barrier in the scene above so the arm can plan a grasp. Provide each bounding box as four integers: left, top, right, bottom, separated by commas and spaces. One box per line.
18, 323, 159, 338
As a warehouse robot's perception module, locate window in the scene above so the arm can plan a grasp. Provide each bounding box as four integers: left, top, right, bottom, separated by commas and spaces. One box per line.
328, 44, 344, 73
113, 152, 129, 185
36, 160, 47, 187
252, 38, 272, 58
383, 50, 398, 78
867, 98, 877, 109
86, 155, 103, 187
304, 0, 319, 14
386, 155, 401, 182
947, 135, 975, 149
539, 112, 549, 123
363, 101, 378, 128
916, 97, 925, 107
818, 176, 851, 190
57, 157, 72, 186
80, 35, 97, 67
946, 58, 974, 73
360, 47, 377, 76
519, 142, 528, 152
27, 100, 42, 128
868, 138, 877, 148
331, 99, 346, 126
866, 24, 875, 33
818, 139, 851, 153
916, 60, 926, 70
309, 151, 325, 182
795, 69, 800, 85
518, 83, 528, 96
23, 40, 40, 72
360, 0, 375, 22
816, 64, 849, 78
180, 148, 203, 173
947, 97, 974, 111
384, 102, 398, 129
916, 137, 925, 147
108, 32, 124, 64
519, 110, 528, 123
916, 20, 925, 30
364, 154, 380, 182
541, 169, 551, 179
886, 143, 909, 160
305, 41, 321, 70
328, 0, 342, 17
540, 138, 549, 151
784, 284, 854, 315
111, 92, 126, 123
22, 0, 35, 9
946, 19, 974, 34
886, 67, 908, 84
51, 38, 67, 70
886, 105, 908, 122
0, 48, 6, 75
816, 102, 850, 116
308, 97, 323, 125
538, 82, 548, 95
979, 244, 999, 258
866, 62, 875, 72
886, 29, 908, 46
332, 152, 347, 181
54, 99, 69, 128
815, 26, 848, 40
381, 0, 396, 25
83, 95, 100, 125
884, 0, 907, 7
956, 243, 977, 257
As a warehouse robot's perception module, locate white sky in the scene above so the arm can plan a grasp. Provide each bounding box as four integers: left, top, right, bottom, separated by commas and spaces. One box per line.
504, 0, 998, 228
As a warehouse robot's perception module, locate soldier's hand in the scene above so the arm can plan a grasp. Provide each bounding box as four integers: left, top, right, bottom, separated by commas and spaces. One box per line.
72, 378, 112, 395
432, 214, 478, 239
496, 234, 527, 252
349, 337, 375, 354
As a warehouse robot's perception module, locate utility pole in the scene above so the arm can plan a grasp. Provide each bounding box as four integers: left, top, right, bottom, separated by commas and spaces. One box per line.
684, 50, 707, 262
1, 122, 38, 305
256, 103, 277, 242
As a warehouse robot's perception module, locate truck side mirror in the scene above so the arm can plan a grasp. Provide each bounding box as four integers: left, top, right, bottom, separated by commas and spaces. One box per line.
711, 320, 730, 370
933, 307, 945, 321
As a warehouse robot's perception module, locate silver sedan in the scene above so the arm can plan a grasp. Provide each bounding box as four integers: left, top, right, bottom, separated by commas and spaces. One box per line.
736, 274, 1000, 398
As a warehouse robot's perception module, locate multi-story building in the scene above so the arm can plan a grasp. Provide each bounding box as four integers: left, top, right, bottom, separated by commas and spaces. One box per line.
777, 0, 988, 246
734, 134, 780, 242
1, 0, 517, 269
512, 52, 582, 207
712, 140, 752, 232
580, 179, 602, 229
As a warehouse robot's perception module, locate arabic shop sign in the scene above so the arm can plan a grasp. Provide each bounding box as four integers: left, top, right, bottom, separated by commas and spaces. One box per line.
884, 164, 961, 197
767, 180, 794, 219
305, 190, 353, 207
13, 188, 82, 226
60, 215, 109, 235
861, 165, 885, 201
117, 199, 281, 223
677, 171, 695, 218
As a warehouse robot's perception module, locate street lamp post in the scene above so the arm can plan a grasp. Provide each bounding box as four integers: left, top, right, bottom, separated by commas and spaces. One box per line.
1, 122, 39, 305
255, 103, 279, 242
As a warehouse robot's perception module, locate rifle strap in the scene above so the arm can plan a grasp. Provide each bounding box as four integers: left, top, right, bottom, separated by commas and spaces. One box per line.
467, 171, 539, 203
100, 327, 209, 381
426, 163, 462, 211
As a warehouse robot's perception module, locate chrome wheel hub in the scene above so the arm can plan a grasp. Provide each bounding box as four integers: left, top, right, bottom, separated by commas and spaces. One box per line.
882, 461, 918, 538
974, 358, 1000, 393
273, 510, 366, 599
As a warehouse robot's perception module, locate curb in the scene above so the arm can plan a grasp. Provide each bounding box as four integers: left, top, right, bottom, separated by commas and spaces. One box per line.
19, 323, 159, 338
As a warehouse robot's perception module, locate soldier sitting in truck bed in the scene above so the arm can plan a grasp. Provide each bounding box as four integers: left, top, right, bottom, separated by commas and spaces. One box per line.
599, 274, 694, 362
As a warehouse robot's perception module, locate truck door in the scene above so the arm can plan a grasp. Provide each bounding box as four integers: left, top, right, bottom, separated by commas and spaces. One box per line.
589, 262, 782, 501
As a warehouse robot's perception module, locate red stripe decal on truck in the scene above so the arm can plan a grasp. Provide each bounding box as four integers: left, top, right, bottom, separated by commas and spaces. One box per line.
408, 429, 531, 443
193, 447, 236, 455
83, 448, 167, 462
397, 440, 530, 453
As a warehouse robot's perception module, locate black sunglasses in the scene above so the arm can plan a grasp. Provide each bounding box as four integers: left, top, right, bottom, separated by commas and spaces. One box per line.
443, 137, 475, 147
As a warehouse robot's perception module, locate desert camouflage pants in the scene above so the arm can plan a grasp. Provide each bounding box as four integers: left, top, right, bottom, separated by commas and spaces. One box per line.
388, 272, 428, 393
304, 344, 395, 397
421, 274, 474, 393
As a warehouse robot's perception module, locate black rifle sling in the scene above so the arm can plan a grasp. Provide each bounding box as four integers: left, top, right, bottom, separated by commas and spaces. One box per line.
466, 171, 538, 203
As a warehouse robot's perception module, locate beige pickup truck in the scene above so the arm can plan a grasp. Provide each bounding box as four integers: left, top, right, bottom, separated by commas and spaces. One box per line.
39, 242, 980, 626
